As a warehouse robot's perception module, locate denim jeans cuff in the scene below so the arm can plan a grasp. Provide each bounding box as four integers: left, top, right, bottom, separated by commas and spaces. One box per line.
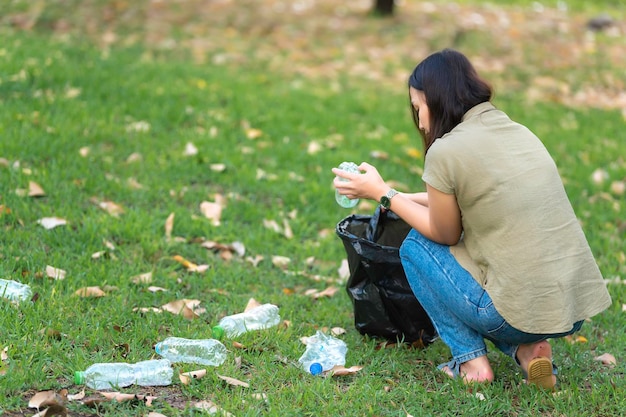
454, 348, 488, 364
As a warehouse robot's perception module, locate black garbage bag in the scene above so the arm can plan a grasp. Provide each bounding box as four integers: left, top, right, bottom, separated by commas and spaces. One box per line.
336, 207, 437, 347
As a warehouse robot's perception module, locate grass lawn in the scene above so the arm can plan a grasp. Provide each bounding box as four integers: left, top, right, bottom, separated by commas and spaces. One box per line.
1, 1, 625, 416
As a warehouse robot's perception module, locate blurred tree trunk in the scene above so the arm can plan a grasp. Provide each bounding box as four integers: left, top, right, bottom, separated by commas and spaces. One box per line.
373, 0, 395, 16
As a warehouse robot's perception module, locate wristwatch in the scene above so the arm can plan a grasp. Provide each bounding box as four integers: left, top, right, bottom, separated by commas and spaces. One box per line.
380, 188, 398, 210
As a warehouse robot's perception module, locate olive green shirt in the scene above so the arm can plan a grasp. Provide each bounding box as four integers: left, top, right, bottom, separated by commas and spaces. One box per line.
422, 102, 612, 333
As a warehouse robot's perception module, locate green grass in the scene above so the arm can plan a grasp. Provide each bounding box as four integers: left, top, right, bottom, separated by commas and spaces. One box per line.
1, 1, 626, 416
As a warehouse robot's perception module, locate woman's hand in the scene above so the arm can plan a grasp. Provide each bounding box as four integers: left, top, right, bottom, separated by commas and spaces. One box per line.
332, 162, 390, 202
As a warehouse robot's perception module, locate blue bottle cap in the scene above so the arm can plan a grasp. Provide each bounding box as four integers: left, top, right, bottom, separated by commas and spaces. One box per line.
309, 363, 323, 376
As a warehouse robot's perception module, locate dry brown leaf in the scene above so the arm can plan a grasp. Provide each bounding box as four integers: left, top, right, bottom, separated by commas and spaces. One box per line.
147, 413, 168, 417
271, 256, 290, 269
245, 127, 263, 139
245, 255, 264, 267
28, 390, 67, 409
97, 200, 125, 217
330, 365, 363, 376
210, 163, 226, 172
183, 142, 198, 156
180, 369, 207, 385
133, 307, 163, 314
161, 299, 203, 320
74, 286, 106, 298
126, 152, 142, 163
131, 271, 153, 284
28, 181, 46, 197
172, 255, 209, 273
66, 389, 85, 401
243, 298, 262, 312
37, 217, 67, 229
164, 212, 175, 240
148, 286, 167, 292
306, 286, 340, 299
331, 327, 346, 336
45, 265, 66, 280
338, 259, 350, 280
193, 400, 234, 416
200, 201, 222, 226
217, 374, 250, 388
98, 392, 158, 405
594, 352, 617, 366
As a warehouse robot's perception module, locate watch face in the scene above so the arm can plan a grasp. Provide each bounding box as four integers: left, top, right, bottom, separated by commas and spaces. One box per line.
381, 196, 391, 209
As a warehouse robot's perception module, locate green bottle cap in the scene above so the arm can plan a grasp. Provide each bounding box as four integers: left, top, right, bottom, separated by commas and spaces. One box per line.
212, 325, 225, 340
74, 371, 84, 385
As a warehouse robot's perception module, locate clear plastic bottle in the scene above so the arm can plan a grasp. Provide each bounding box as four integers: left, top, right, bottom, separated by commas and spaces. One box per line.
0, 279, 32, 302
74, 359, 173, 390
298, 331, 348, 375
154, 337, 227, 366
334, 161, 360, 208
212, 303, 280, 339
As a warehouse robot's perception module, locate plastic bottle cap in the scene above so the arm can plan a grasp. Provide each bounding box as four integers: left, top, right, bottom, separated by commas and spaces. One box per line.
74, 371, 84, 385
309, 363, 323, 376
212, 326, 225, 340
154, 342, 163, 355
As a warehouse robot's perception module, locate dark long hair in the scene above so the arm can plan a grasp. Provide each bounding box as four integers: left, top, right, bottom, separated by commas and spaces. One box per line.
408, 49, 492, 154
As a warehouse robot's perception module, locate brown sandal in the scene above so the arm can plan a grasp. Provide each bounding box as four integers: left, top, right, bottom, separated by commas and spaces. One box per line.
526, 357, 557, 390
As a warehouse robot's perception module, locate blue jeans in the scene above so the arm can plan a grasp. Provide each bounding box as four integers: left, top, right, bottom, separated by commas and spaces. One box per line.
399, 229, 583, 365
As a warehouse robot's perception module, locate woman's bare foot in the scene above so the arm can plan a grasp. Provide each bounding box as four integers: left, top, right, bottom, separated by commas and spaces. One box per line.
440, 355, 494, 383
516, 340, 556, 388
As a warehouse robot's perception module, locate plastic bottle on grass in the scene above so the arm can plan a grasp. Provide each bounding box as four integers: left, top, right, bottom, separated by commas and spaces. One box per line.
155, 337, 227, 366
212, 303, 280, 339
74, 359, 173, 390
334, 161, 360, 208
0, 279, 32, 302
298, 330, 348, 375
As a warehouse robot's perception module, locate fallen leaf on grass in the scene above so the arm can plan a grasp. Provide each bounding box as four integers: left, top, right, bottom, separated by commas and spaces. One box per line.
564, 335, 588, 344
74, 286, 107, 298
305, 286, 339, 299
243, 298, 262, 312
131, 271, 153, 284
164, 212, 175, 240
172, 255, 209, 273
147, 413, 168, 417
1, 346, 8, 375
28, 181, 46, 197
45, 265, 66, 280
28, 390, 67, 409
99, 392, 158, 405
194, 400, 234, 416
201, 240, 246, 258
183, 142, 198, 156
161, 299, 205, 319
327, 365, 363, 377
179, 369, 207, 384
271, 255, 290, 269
200, 200, 223, 226
94, 199, 125, 217
218, 374, 250, 388
594, 353, 617, 366
37, 217, 67, 229
148, 286, 168, 292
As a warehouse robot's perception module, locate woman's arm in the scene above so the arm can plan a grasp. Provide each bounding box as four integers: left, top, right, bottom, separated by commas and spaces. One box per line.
400, 191, 429, 207
332, 162, 462, 245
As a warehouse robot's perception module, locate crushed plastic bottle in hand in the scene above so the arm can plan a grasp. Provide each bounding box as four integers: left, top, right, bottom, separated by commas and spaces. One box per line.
298, 330, 348, 375
74, 359, 173, 390
335, 161, 360, 208
212, 303, 280, 339
155, 337, 227, 366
